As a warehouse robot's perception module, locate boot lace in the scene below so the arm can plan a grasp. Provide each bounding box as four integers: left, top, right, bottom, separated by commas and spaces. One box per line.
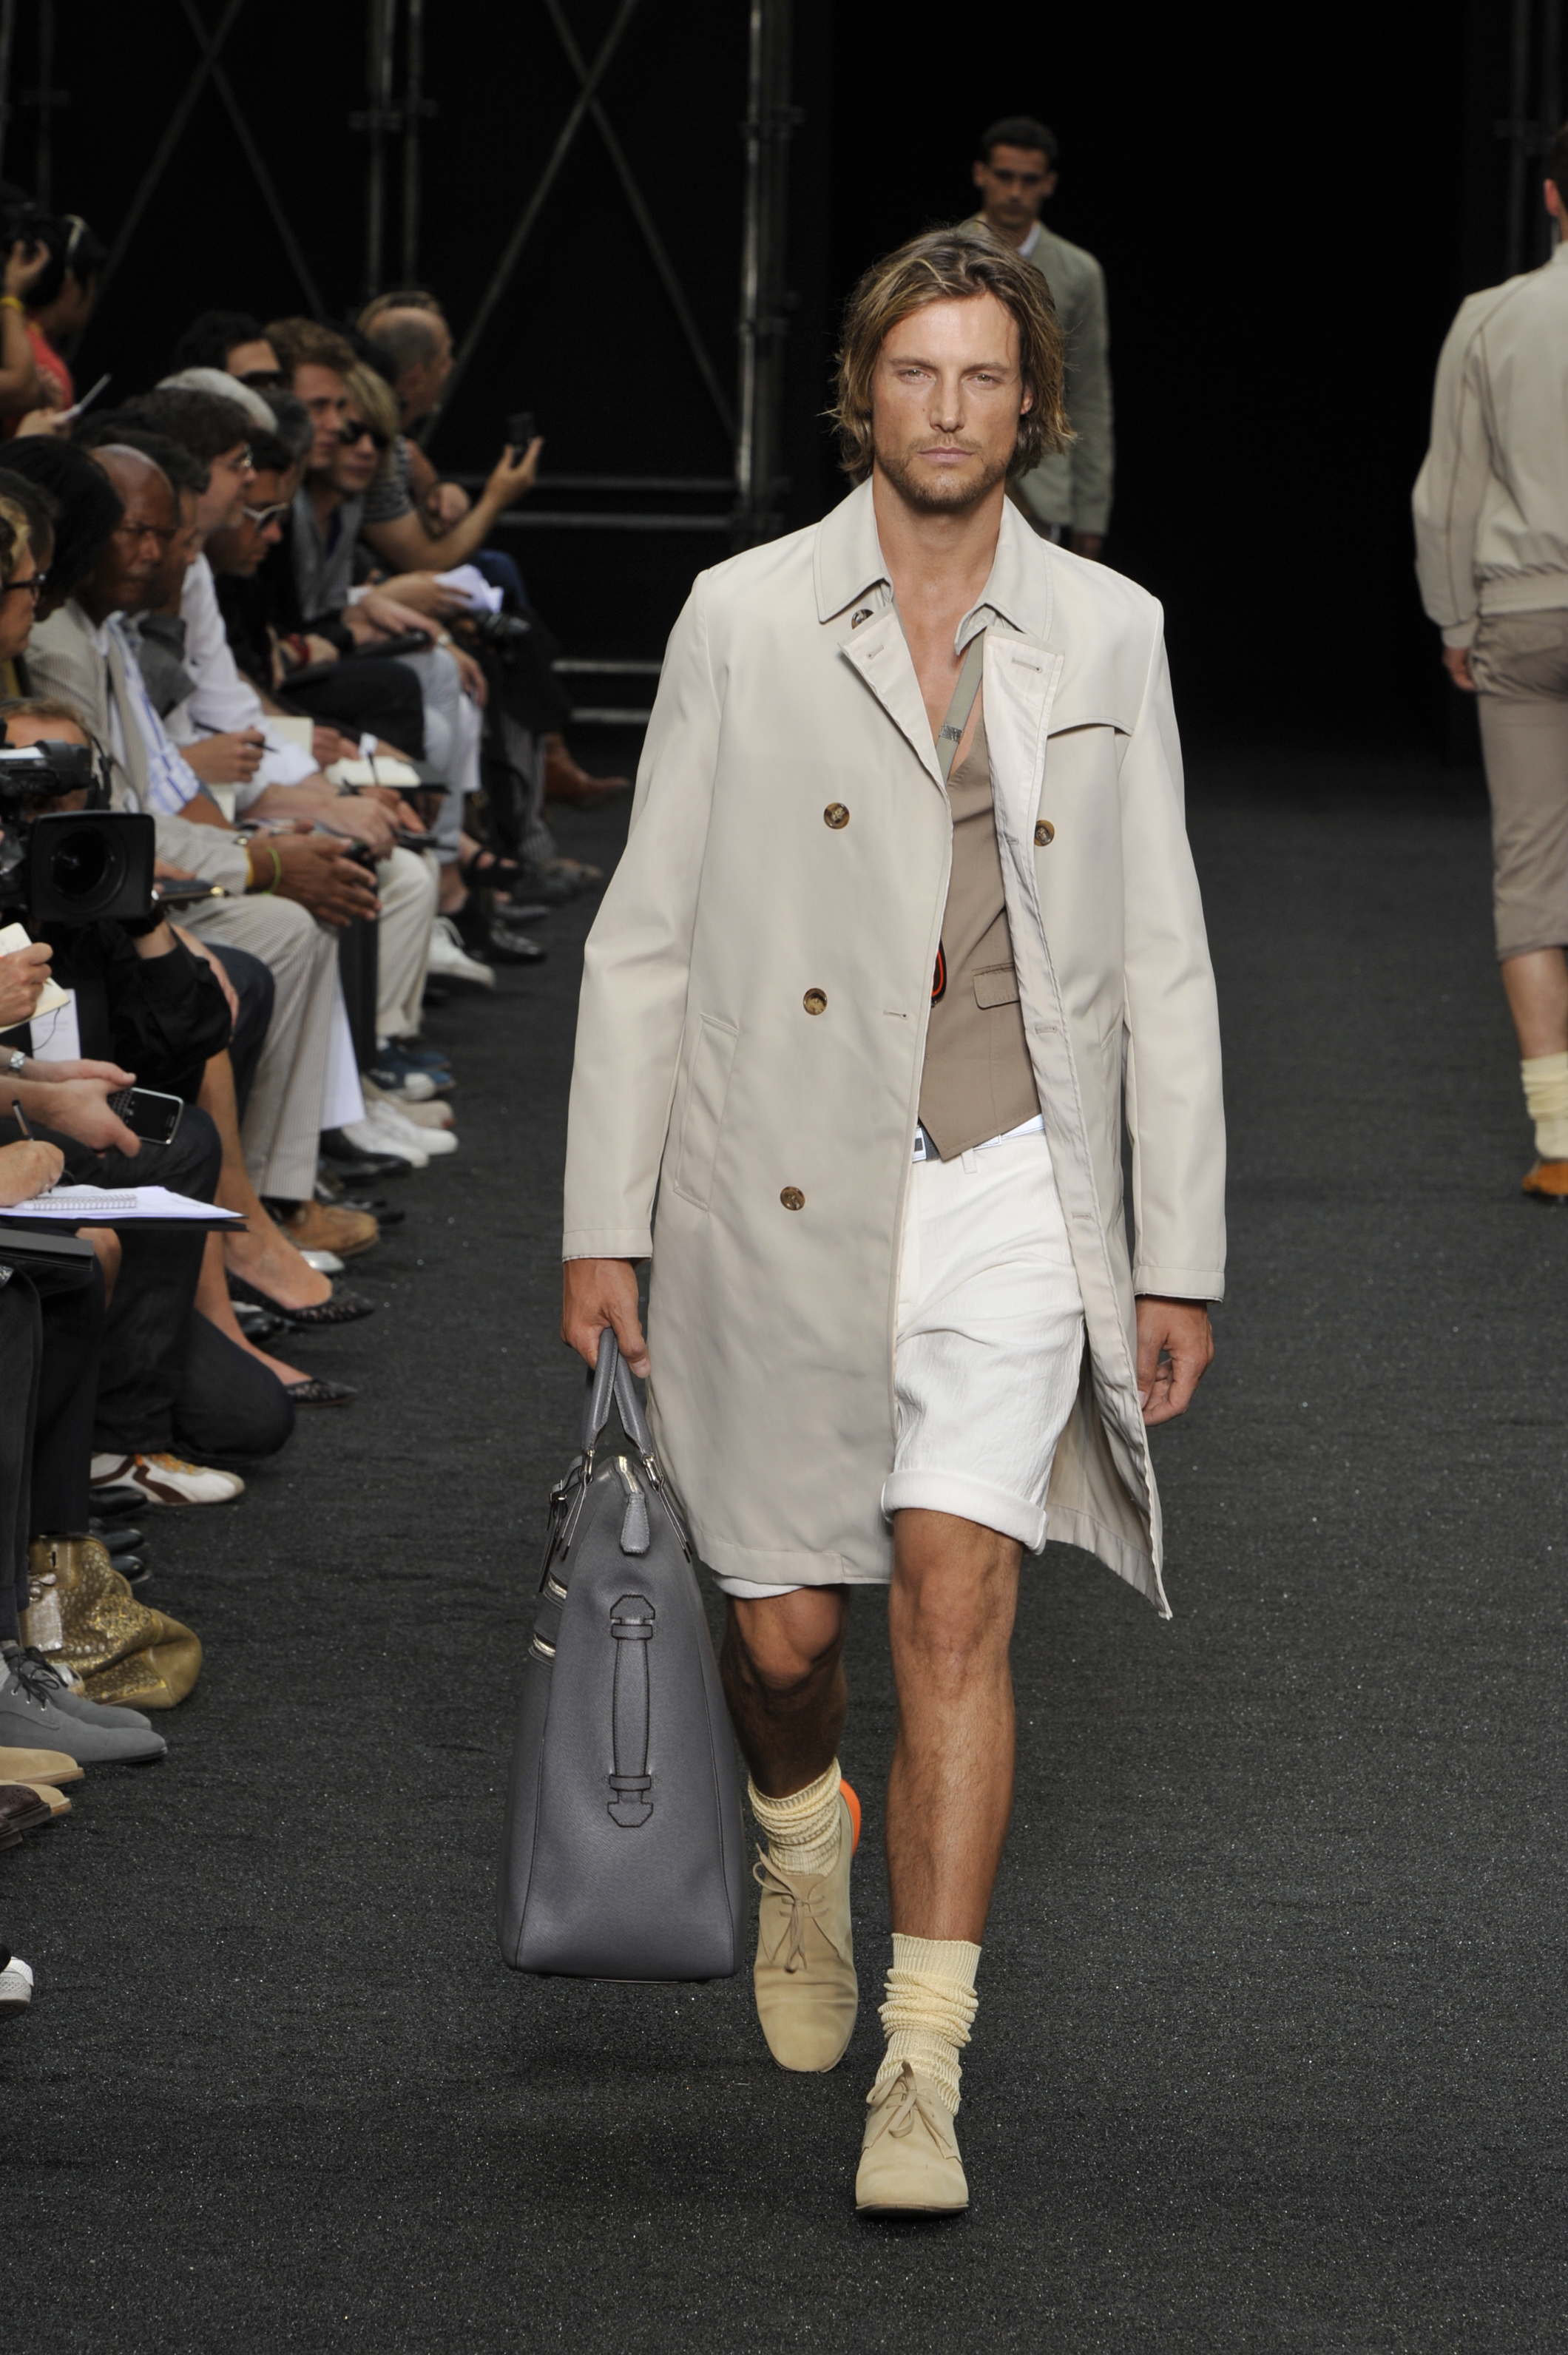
752, 1849, 842, 1971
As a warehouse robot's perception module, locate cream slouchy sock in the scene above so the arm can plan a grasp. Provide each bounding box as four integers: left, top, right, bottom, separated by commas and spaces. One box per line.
873, 1933, 981, 2115
748, 1759, 843, 1875
1522, 1052, 1568, 1160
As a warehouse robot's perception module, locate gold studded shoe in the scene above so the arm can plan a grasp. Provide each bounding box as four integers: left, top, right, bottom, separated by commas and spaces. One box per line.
21, 1536, 201, 1709
753, 1789, 859, 2072
855, 2062, 970, 2214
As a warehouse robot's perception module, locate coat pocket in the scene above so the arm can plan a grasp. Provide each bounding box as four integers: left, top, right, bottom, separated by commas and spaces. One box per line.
671, 1014, 740, 1209
973, 964, 1021, 1009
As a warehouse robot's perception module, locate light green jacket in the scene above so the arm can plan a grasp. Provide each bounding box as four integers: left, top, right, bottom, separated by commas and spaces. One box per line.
981, 217, 1115, 538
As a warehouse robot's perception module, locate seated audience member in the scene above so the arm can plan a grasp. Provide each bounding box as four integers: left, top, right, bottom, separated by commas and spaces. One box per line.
22, 443, 374, 1237
21, 214, 107, 419
0, 232, 50, 425
169, 311, 281, 392
0, 475, 51, 694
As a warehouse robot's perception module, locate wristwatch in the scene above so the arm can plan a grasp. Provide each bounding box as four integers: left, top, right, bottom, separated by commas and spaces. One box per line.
6, 1048, 27, 1075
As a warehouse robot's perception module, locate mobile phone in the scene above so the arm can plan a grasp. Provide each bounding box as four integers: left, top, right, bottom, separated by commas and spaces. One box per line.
506, 410, 535, 455
107, 1086, 184, 1146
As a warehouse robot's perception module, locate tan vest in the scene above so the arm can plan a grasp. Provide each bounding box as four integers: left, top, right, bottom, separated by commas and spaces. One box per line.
917, 687, 1041, 1158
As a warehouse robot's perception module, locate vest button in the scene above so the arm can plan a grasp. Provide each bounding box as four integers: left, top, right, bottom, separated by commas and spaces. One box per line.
1034, 820, 1055, 846
802, 988, 827, 1016
823, 803, 850, 829
780, 1186, 805, 1211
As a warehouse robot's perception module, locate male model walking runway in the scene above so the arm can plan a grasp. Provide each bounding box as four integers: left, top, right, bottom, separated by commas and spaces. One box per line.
562, 226, 1224, 2212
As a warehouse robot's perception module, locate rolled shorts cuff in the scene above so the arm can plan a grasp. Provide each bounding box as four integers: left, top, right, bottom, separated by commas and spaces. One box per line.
880, 1469, 1048, 1555
712, 1572, 806, 1600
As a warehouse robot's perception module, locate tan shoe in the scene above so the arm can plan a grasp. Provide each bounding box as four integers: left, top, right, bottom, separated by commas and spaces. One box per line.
18, 1782, 70, 1818
753, 1791, 857, 2072
279, 1200, 379, 1257
855, 2061, 970, 2214
0, 1746, 82, 1785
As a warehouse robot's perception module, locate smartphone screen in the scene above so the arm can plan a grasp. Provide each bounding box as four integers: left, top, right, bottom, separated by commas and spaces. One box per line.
108, 1087, 184, 1146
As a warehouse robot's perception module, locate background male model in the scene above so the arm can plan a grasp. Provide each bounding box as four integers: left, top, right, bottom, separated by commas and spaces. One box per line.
562, 226, 1224, 2212
1413, 123, 1568, 1202
970, 114, 1114, 558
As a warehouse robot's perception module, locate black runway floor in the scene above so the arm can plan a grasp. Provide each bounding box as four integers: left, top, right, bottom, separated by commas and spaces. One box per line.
7, 746, 1567, 2353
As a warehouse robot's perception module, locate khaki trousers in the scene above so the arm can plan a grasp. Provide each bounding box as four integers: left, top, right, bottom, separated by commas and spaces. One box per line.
375, 845, 438, 1042
180, 893, 339, 1200
1473, 610, 1568, 959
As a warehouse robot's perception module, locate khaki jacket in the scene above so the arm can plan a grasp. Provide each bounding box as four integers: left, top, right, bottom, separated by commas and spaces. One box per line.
1413, 243, 1568, 646
993, 217, 1115, 538
564, 484, 1225, 1612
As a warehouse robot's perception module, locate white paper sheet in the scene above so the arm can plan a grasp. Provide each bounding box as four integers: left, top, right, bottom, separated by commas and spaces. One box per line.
0, 1185, 243, 1222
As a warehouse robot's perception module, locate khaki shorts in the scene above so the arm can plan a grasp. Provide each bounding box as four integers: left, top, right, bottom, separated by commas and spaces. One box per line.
1473, 610, 1568, 959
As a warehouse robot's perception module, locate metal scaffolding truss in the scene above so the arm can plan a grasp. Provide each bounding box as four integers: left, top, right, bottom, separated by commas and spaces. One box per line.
1501, 0, 1566, 274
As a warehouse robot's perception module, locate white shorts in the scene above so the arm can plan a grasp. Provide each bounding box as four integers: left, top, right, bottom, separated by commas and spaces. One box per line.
717, 1128, 1086, 1599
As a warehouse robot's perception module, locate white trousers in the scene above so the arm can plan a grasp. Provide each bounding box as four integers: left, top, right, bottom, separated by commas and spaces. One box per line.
401, 645, 481, 862
180, 891, 340, 1202
375, 845, 439, 1041
716, 1130, 1086, 1599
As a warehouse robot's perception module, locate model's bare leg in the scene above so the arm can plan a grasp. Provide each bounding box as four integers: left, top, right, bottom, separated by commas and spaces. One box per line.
1502, 947, 1568, 1057
885, 1510, 1021, 1940
720, 1587, 849, 1796
724, 1585, 858, 2072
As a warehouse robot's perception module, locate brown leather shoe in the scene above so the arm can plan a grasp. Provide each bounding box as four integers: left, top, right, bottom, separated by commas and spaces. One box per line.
542, 731, 630, 808
0, 1783, 55, 1841
278, 1200, 379, 1257
1523, 1160, 1568, 1201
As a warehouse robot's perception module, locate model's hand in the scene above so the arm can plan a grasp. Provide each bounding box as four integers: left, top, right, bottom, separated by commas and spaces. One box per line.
1135, 1297, 1213, 1426
1443, 644, 1477, 692
0, 1137, 63, 1203
562, 1256, 649, 1378
0, 940, 51, 1028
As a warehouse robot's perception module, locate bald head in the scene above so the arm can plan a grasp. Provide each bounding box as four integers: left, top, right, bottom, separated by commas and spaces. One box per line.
365, 306, 453, 426
79, 445, 178, 625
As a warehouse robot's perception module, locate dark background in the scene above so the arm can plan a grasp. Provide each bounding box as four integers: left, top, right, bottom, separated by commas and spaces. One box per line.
0, 0, 1524, 741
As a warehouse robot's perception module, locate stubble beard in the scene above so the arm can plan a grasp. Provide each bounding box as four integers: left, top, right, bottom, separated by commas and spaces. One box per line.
875, 436, 1013, 516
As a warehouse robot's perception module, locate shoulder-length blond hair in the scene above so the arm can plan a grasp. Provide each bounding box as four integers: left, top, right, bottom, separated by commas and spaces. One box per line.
831, 225, 1070, 483
343, 363, 401, 485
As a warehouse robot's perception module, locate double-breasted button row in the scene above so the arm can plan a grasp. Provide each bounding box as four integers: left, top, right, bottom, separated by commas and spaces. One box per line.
802, 988, 827, 1016
823, 803, 850, 829
780, 1186, 805, 1211
1035, 820, 1055, 846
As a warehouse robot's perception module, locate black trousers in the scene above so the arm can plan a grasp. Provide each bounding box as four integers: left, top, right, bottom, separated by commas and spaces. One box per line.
173, 1308, 294, 1462
281, 656, 426, 761
0, 1258, 103, 1643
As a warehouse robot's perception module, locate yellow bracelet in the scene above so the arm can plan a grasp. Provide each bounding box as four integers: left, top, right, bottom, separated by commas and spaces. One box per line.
248, 841, 282, 895
0, 296, 24, 314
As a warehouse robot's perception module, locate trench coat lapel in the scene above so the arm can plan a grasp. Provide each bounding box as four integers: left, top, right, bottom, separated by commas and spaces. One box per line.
837, 610, 943, 791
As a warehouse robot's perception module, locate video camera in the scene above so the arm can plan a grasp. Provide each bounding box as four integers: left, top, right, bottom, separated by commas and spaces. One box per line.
0, 724, 155, 925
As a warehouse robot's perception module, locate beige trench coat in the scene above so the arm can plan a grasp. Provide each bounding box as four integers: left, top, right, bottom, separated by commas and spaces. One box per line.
564, 483, 1226, 1615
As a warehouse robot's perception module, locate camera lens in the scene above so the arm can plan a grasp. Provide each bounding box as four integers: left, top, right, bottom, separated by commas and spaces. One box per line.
47, 822, 127, 914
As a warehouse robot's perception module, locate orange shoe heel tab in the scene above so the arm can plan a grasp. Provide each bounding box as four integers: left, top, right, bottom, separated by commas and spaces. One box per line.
839, 1778, 861, 1854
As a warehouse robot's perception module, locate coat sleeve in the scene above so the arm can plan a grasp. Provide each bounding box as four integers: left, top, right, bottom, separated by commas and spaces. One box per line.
1412, 296, 1491, 648
562, 576, 720, 1260
1118, 612, 1226, 1301
1064, 254, 1115, 538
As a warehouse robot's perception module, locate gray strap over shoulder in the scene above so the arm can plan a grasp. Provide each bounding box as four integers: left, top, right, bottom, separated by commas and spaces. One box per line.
936, 632, 986, 785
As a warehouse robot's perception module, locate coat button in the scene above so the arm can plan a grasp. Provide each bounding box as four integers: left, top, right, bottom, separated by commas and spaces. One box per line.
823, 803, 850, 829
1034, 820, 1055, 846
780, 1186, 805, 1211
802, 988, 827, 1016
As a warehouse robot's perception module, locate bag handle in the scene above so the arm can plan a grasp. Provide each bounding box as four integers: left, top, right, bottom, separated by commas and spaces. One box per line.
582, 1325, 655, 1461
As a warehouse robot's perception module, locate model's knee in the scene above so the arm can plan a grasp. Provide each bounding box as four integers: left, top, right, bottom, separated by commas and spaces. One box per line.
726, 1588, 848, 1695
891, 1523, 1018, 1670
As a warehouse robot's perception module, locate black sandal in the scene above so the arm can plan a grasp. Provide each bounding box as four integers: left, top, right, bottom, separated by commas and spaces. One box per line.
285, 1376, 358, 1405
227, 1275, 377, 1327
458, 847, 524, 892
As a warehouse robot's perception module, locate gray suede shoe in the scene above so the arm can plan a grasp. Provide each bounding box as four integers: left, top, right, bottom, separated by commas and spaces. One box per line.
13, 1649, 153, 1732
0, 1668, 166, 1766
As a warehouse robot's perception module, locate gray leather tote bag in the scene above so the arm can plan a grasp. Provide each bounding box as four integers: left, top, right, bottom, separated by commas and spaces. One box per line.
497, 1330, 745, 1980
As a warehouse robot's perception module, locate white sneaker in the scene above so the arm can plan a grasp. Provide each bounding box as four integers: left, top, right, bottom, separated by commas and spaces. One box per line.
426, 916, 494, 989
360, 1080, 454, 1130
0, 1956, 33, 2013
366, 1101, 459, 1158
89, 1451, 246, 1506
340, 1114, 428, 1169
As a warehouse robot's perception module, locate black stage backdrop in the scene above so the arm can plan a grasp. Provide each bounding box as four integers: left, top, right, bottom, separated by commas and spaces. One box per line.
0, 0, 1524, 748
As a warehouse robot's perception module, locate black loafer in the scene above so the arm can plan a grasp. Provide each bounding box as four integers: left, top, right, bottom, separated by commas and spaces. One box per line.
318, 1132, 410, 1182
89, 1520, 144, 1552
284, 1376, 358, 1405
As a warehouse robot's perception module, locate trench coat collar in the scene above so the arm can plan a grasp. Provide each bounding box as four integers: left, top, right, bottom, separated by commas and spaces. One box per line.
812, 477, 1056, 649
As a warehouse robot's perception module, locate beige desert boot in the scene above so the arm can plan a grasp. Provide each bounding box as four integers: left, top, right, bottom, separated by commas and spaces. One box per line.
752, 1787, 859, 2071
855, 2061, 970, 2214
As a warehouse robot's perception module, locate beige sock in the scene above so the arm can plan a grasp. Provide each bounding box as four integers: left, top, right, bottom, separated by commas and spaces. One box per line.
748, 1760, 843, 1875
1522, 1052, 1568, 1160
873, 1933, 981, 2115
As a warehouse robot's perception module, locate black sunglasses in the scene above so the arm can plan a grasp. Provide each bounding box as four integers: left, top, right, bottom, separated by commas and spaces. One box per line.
340, 419, 391, 454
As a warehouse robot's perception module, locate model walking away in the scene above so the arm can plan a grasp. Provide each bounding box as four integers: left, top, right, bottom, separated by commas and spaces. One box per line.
562, 225, 1226, 2213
